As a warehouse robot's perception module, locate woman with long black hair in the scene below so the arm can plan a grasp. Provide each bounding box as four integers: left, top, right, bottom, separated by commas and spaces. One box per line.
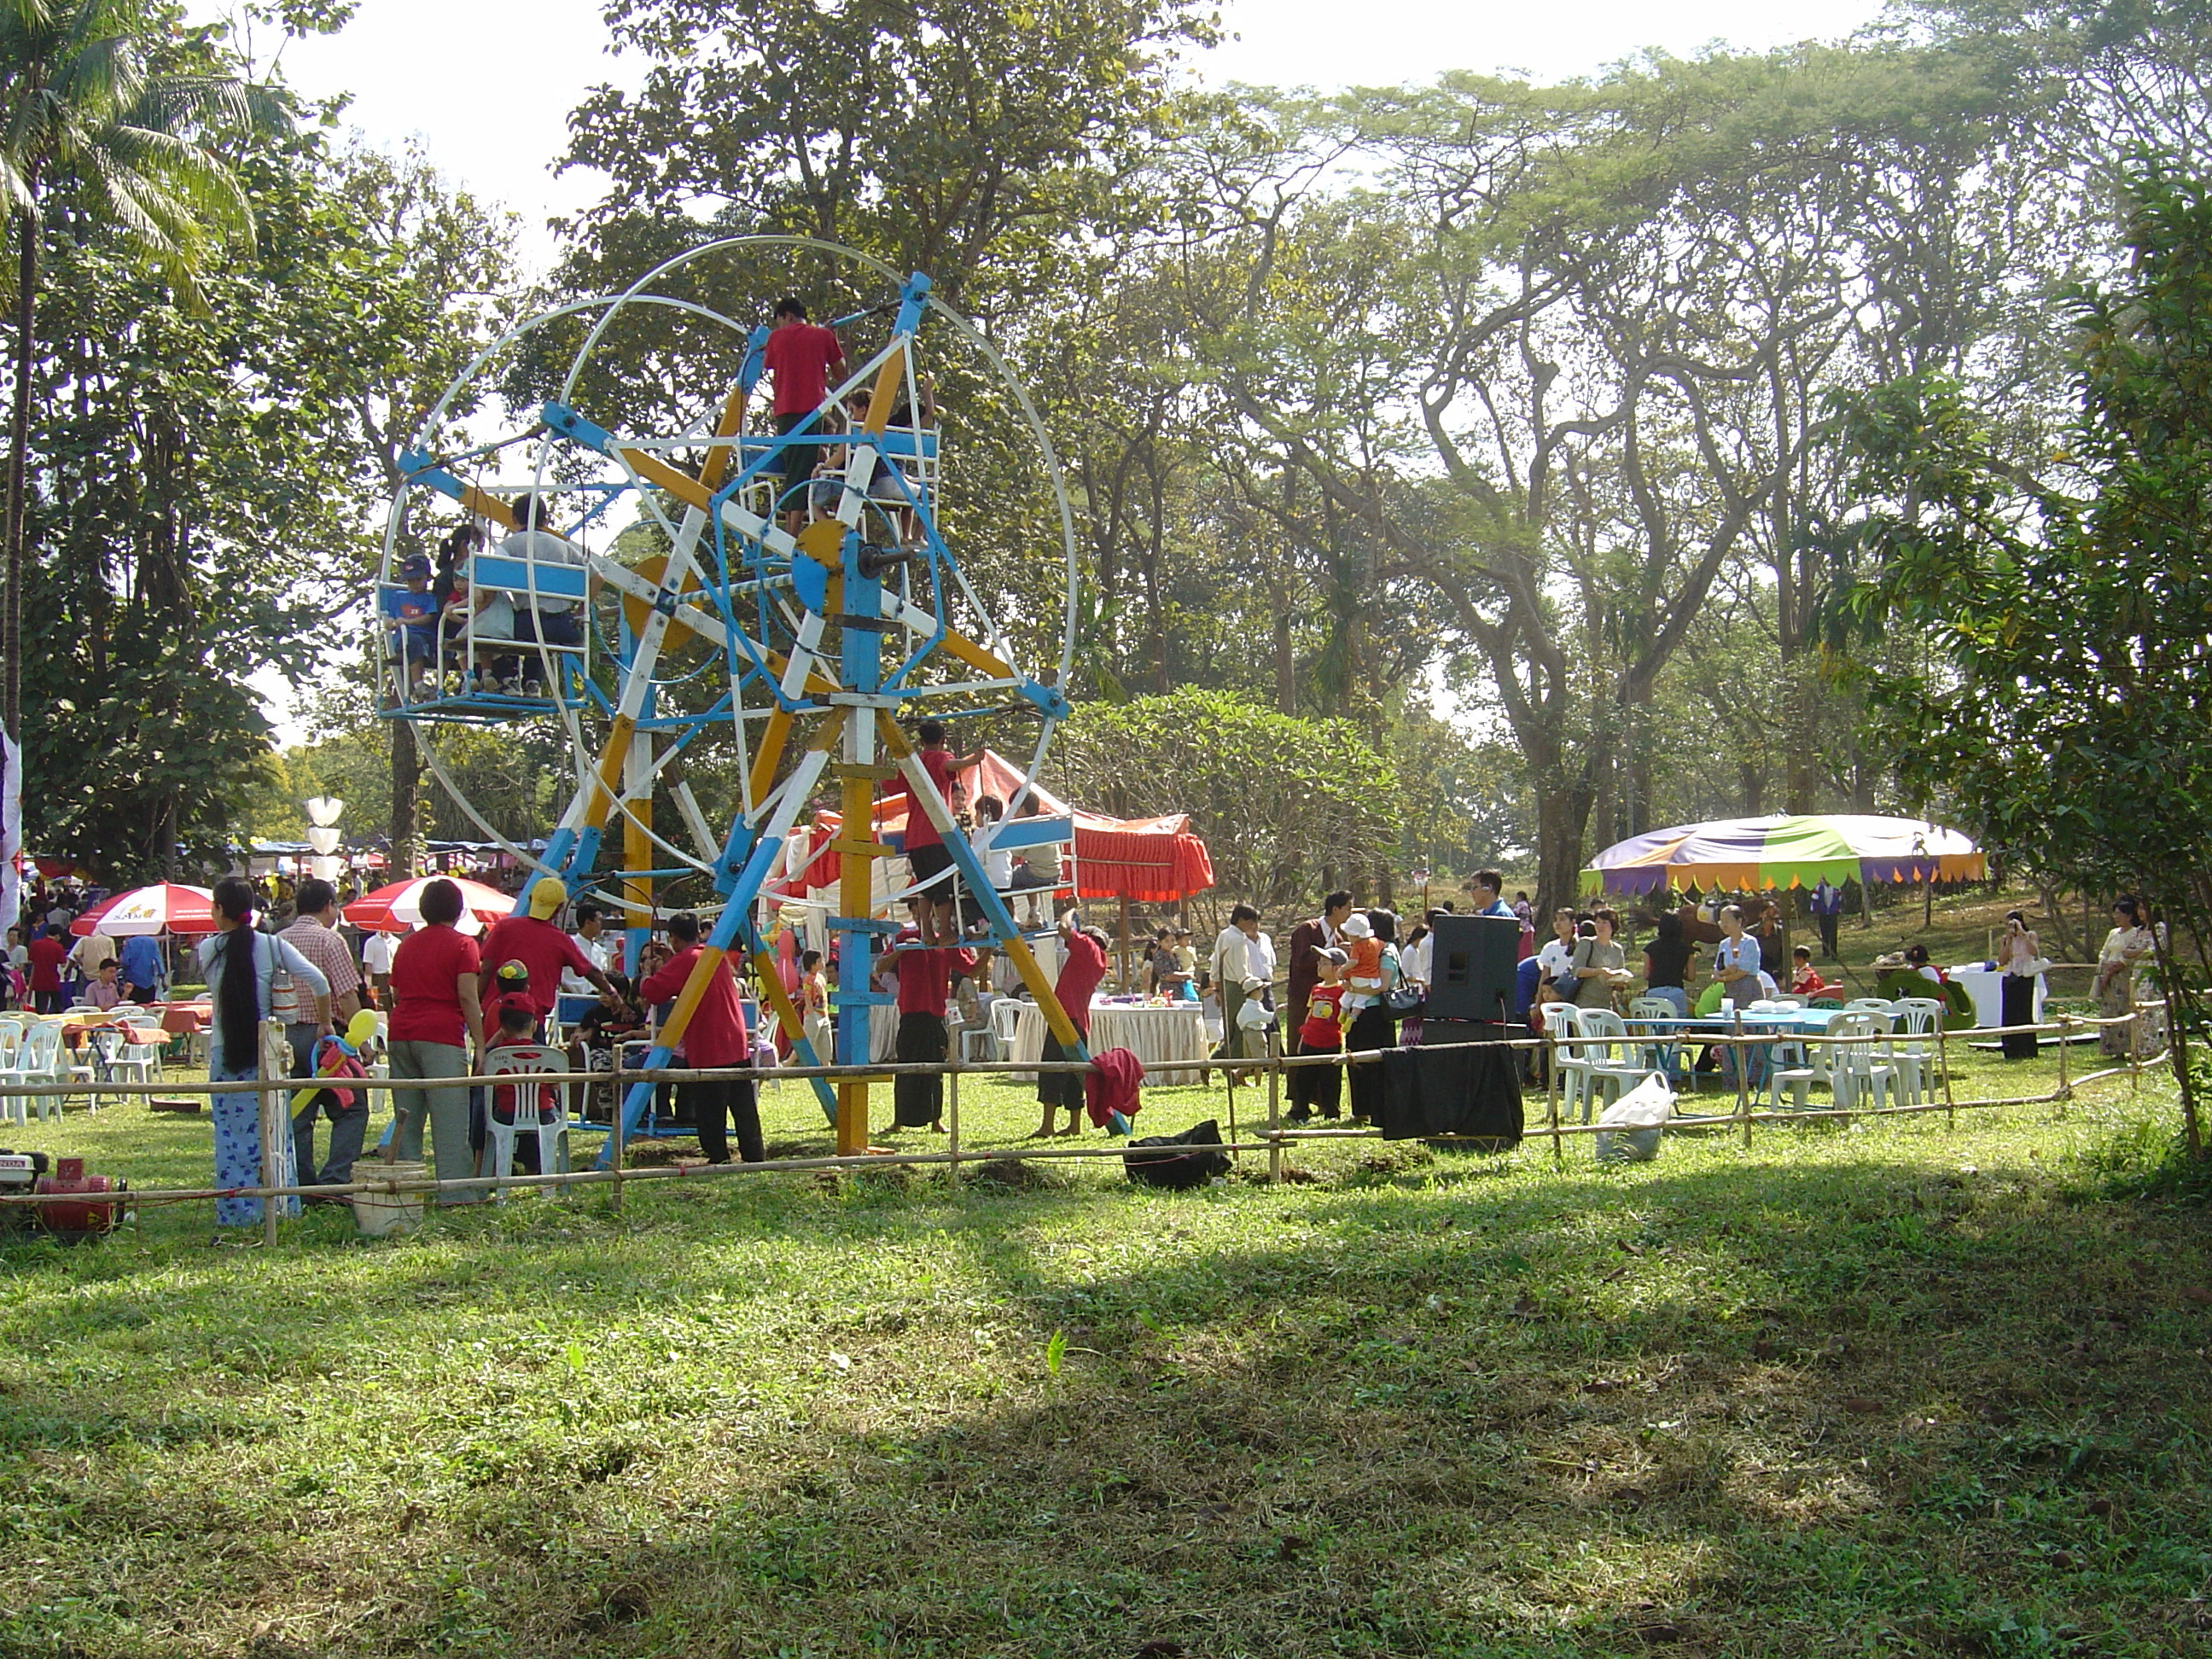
195, 877, 331, 1231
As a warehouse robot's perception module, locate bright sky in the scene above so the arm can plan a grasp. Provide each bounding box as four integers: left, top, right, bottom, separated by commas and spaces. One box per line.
234, 0, 1890, 742
245, 0, 1893, 274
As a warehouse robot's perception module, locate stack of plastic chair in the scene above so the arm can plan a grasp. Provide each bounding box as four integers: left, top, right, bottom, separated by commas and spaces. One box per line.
1541, 1003, 1593, 1122
1831, 1010, 1898, 1112
480, 1043, 568, 1196
1887, 998, 1945, 1106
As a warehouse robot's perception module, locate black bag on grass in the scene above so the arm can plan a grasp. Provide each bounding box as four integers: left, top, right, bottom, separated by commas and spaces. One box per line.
1123, 1119, 1230, 1191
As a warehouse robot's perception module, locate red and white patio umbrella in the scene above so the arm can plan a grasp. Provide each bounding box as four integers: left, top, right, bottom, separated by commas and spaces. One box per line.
343, 876, 514, 936
69, 882, 217, 937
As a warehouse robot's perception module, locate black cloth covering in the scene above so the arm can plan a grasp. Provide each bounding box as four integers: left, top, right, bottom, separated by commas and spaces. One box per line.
894, 1011, 948, 1126
1375, 1043, 1522, 1147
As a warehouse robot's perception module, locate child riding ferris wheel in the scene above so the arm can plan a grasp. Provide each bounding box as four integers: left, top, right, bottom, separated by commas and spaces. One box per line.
373, 235, 1091, 1156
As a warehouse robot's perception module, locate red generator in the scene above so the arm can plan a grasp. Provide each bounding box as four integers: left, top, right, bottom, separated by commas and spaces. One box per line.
1, 1154, 128, 1241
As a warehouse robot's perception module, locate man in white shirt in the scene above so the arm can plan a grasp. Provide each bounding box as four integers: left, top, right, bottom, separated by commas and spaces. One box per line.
1209, 904, 1277, 1071
562, 902, 615, 993
360, 928, 396, 1004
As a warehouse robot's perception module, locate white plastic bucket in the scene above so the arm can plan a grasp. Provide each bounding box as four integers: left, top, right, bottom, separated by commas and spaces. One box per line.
352, 1161, 427, 1237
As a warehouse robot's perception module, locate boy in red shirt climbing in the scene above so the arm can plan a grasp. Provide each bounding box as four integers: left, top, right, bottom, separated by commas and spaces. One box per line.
894, 718, 983, 946
762, 297, 845, 535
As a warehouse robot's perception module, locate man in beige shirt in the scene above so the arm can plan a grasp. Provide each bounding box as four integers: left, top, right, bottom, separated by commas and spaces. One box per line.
275, 879, 367, 1188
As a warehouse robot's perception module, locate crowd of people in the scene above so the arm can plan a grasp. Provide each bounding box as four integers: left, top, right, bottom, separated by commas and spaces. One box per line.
15, 741, 2174, 1232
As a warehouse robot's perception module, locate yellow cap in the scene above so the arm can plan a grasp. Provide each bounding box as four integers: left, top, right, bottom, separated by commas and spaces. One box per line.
527, 882, 567, 920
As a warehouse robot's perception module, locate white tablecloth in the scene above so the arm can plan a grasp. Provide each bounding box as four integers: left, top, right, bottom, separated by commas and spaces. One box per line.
1947, 965, 2045, 1029
1009, 999, 1209, 1080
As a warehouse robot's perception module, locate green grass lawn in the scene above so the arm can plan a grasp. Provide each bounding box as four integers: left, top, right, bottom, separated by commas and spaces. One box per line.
2, 1028, 2207, 1658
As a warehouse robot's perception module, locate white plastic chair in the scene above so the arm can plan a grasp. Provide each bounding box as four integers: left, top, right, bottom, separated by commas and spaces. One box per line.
1569, 1008, 1648, 1121
1758, 1008, 1821, 1111
480, 1044, 568, 1196
1845, 997, 1896, 1016
87, 1025, 157, 1107
1, 1022, 69, 1122
1627, 997, 1683, 1080
990, 996, 1026, 1057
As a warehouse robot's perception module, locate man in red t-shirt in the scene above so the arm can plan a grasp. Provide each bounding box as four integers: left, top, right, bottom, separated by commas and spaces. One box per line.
882, 930, 975, 1135
637, 911, 761, 1163
1033, 911, 1109, 1138
26, 930, 67, 1014
761, 297, 845, 533
479, 883, 614, 1027
894, 719, 983, 946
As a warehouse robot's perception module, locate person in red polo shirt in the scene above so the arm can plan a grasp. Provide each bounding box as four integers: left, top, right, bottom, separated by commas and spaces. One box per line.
26, 928, 67, 1014
637, 911, 762, 1164
882, 928, 974, 1136
1033, 909, 1109, 1138
478, 882, 614, 1027
762, 297, 845, 533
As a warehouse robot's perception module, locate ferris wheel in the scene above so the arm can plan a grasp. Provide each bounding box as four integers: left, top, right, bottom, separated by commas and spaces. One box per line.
374, 236, 1091, 1155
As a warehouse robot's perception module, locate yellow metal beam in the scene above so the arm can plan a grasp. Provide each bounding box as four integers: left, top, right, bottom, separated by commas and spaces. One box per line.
462, 486, 520, 531
835, 757, 877, 1157
748, 946, 810, 1053
582, 713, 637, 832
615, 445, 716, 514
698, 385, 749, 493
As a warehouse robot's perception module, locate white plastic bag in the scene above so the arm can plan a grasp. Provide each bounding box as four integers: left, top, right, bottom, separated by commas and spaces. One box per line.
1595, 1072, 1674, 1164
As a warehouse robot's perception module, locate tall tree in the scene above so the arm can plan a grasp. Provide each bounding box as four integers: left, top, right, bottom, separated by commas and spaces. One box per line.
0, 0, 259, 742
1824, 163, 2212, 1159
1158, 47, 2013, 909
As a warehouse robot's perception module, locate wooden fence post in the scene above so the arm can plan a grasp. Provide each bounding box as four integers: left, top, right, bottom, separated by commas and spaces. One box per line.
257, 1020, 283, 1248
1937, 1017, 1956, 1132
1546, 1028, 1563, 1169
946, 1052, 963, 1188
1733, 1007, 1751, 1150
1266, 1050, 1282, 1186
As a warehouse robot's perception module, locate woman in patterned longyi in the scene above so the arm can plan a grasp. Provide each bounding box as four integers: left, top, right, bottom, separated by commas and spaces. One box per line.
196, 877, 329, 1231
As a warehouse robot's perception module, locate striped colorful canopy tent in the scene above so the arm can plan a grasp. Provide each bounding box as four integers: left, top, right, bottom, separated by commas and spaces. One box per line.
1581, 814, 1985, 896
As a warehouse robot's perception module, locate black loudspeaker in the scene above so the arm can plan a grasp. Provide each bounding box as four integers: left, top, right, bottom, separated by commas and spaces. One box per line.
1424, 914, 1521, 1023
